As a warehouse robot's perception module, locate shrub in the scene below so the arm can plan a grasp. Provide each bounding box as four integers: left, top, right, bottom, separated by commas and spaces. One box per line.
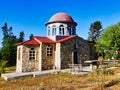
0, 60, 8, 74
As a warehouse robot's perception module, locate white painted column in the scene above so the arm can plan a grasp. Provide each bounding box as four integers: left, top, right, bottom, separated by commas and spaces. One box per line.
55, 43, 61, 70
16, 46, 23, 72
39, 44, 42, 71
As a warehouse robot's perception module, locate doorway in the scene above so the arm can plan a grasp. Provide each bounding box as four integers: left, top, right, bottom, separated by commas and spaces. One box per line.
74, 51, 78, 64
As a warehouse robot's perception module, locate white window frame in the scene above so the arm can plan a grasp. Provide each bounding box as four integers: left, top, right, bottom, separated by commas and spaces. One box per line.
59, 25, 64, 35
29, 47, 36, 60
46, 45, 52, 56
52, 25, 56, 35
47, 26, 50, 36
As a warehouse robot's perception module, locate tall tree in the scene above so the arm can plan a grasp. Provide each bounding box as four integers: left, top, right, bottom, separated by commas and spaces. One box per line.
1, 23, 17, 66
29, 33, 34, 40
18, 31, 25, 42
88, 21, 103, 41
96, 22, 120, 59
0, 48, 2, 61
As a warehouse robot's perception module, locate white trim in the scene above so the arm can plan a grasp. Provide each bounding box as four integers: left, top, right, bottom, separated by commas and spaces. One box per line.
39, 44, 42, 71
29, 47, 36, 61
34, 37, 42, 44
55, 43, 61, 70
16, 45, 23, 72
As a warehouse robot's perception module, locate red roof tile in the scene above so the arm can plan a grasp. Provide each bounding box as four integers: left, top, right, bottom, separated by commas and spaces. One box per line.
49, 12, 74, 23
16, 35, 76, 46
45, 12, 77, 26
16, 39, 39, 45
56, 35, 76, 42
34, 36, 55, 43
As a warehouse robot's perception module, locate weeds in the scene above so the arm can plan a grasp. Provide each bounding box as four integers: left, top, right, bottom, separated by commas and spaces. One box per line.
89, 67, 116, 90
104, 78, 120, 87
0, 60, 8, 74
0, 68, 120, 90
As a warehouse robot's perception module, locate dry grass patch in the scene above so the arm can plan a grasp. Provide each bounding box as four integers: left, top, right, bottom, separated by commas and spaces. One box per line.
0, 67, 120, 90
0, 73, 95, 90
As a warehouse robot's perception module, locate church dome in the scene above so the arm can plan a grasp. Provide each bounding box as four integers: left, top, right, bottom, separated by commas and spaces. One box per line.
45, 12, 77, 26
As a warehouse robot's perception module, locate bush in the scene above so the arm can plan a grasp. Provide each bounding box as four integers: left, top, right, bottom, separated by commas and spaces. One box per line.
0, 60, 8, 74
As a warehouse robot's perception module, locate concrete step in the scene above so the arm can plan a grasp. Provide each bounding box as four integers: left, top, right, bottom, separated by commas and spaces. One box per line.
1, 66, 91, 81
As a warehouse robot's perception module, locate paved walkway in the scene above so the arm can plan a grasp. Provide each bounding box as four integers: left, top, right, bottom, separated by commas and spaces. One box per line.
1, 66, 91, 81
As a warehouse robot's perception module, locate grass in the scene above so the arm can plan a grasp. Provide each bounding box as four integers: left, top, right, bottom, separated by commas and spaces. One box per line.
0, 72, 95, 90
3, 66, 16, 72
0, 65, 120, 90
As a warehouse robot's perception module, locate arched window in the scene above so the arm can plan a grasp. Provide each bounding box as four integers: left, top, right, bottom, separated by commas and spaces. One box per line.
29, 47, 36, 60
46, 45, 52, 56
59, 25, 64, 35
47, 26, 50, 36
68, 26, 72, 35
72, 27, 76, 35
52, 25, 56, 35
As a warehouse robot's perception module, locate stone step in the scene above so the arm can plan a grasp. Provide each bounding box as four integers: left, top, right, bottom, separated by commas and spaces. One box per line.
1, 66, 91, 81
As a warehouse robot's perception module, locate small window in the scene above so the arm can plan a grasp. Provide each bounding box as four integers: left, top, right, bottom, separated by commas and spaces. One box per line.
29, 47, 36, 60
46, 45, 52, 56
68, 26, 72, 35
48, 26, 50, 36
52, 25, 56, 35
59, 25, 64, 35
73, 44, 78, 51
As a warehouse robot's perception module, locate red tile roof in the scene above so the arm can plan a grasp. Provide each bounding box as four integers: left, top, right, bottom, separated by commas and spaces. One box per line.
16, 35, 77, 46
45, 12, 77, 26
34, 36, 55, 43
49, 12, 74, 23
56, 35, 76, 42
16, 39, 39, 45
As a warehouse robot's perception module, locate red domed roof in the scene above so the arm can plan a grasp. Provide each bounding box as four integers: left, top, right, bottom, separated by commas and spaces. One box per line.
49, 12, 74, 22
45, 12, 77, 26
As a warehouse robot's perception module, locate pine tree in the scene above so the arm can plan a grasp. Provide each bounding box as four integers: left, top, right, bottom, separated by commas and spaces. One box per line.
1, 23, 17, 66
88, 21, 102, 41
29, 33, 34, 40
18, 31, 25, 42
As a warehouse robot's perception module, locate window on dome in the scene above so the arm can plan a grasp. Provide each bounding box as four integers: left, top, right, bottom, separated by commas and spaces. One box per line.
68, 26, 72, 35
29, 47, 36, 60
48, 26, 50, 36
72, 28, 75, 35
52, 25, 56, 35
59, 25, 64, 35
46, 45, 52, 56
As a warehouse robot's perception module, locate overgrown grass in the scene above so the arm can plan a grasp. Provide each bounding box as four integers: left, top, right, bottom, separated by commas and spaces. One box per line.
0, 66, 120, 90
3, 66, 16, 72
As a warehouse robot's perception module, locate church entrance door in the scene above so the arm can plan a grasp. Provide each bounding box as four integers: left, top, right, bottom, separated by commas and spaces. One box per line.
73, 51, 78, 64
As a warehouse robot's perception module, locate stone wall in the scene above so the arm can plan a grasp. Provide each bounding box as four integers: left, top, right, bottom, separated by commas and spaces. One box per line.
21, 45, 39, 72
60, 36, 90, 69
42, 43, 55, 70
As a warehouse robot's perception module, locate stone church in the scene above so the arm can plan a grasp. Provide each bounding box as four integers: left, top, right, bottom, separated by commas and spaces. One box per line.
16, 12, 90, 72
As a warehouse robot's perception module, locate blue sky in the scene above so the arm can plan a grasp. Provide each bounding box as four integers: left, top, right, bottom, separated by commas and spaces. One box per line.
0, 0, 120, 47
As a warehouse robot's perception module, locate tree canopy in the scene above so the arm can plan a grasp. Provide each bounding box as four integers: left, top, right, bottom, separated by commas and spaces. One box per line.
1, 23, 17, 66
29, 33, 34, 40
96, 22, 120, 59
88, 21, 103, 41
18, 31, 25, 42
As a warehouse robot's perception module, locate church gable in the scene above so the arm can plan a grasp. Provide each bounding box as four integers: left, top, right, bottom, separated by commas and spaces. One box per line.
16, 45, 40, 72
60, 36, 90, 69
